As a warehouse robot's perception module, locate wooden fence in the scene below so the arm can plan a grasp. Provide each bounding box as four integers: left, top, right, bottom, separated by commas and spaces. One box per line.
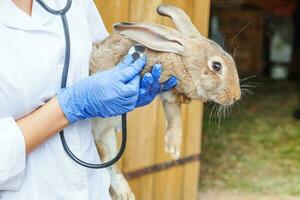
94, 1, 211, 199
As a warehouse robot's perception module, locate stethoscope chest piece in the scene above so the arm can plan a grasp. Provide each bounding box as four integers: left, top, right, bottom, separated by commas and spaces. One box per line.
128, 44, 146, 61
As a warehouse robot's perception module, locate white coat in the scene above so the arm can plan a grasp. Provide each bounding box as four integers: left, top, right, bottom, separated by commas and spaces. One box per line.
0, 0, 111, 199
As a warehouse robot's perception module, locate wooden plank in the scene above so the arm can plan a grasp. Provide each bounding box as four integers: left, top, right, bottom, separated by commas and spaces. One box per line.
152, 2, 197, 200
123, 102, 159, 200
123, 2, 163, 200
181, 102, 203, 200
193, 0, 211, 36
94, 0, 130, 171
129, 0, 163, 23
94, 0, 129, 32
182, 1, 210, 200
153, 103, 183, 200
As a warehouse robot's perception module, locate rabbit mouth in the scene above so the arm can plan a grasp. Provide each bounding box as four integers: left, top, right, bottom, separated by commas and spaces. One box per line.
213, 96, 235, 106
216, 100, 235, 106
204, 92, 233, 106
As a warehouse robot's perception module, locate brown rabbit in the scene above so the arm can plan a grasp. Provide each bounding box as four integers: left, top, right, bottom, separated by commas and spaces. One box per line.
90, 4, 241, 200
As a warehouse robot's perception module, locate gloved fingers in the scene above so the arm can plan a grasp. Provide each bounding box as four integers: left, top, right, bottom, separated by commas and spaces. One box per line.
135, 65, 165, 108
119, 96, 138, 108
122, 91, 140, 111
139, 88, 147, 97
135, 88, 154, 108
117, 54, 134, 69
140, 72, 153, 89
123, 74, 140, 97
140, 64, 162, 96
162, 76, 177, 92
150, 80, 161, 95
119, 56, 146, 83
114, 102, 135, 114
151, 64, 163, 82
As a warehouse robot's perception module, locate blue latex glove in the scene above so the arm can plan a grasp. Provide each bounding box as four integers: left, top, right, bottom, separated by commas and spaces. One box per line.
136, 64, 177, 107
57, 55, 146, 124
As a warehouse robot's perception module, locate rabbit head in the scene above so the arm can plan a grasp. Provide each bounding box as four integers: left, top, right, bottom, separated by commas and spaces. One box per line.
114, 4, 241, 106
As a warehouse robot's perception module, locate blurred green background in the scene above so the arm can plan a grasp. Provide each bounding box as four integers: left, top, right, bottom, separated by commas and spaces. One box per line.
200, 79, 300, 195
199, 1, 300, 198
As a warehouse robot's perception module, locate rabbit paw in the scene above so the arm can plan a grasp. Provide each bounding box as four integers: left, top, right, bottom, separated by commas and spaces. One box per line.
164, 131, 182, 160
110, 173, 135, 200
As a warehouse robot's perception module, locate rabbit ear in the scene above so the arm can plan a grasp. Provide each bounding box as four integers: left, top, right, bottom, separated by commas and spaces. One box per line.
157, 4, 201, 38
113, 22, 190, 55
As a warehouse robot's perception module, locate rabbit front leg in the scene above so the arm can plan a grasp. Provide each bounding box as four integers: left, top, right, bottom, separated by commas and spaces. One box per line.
93, 118, 135, 200
161, 91, 182, 160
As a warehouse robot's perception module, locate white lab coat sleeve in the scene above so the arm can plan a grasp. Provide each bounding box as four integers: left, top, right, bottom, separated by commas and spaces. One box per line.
0, 117, 26, 191
85, 0, 109, 44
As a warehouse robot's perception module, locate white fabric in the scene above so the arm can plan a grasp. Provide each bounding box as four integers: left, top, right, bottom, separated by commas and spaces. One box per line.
0, 0, 111, 199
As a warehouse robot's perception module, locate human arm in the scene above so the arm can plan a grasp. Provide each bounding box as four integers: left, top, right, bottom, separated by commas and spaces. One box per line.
14, 55, 143, 154
1, 56, 175, 191
0, 54, 143, 191
16, 55, 177, 153
0, 98, 64, 190
16, 97, 68, 154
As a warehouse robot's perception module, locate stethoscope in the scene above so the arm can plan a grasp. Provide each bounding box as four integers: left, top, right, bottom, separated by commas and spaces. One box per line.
36, 0, 129, 169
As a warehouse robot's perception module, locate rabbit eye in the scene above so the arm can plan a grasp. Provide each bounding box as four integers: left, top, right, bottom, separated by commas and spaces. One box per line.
212, 61, 222, 72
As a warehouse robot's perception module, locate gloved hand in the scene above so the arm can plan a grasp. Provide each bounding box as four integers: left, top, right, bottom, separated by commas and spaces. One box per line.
136, 64, 177, 107
57, 55, 146, 124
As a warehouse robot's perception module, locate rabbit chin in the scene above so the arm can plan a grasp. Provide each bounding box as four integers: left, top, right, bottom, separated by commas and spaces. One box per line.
205, 93, 235, 106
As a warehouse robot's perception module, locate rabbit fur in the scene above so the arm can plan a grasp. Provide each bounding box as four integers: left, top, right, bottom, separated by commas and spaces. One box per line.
90, 4, 241, 200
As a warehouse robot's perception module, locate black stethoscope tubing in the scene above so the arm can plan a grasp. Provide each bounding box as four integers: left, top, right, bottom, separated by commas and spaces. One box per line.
36, 0, 127, 169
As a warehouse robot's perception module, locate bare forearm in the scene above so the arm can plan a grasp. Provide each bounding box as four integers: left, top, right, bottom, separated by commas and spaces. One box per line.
17, 97, 69, 154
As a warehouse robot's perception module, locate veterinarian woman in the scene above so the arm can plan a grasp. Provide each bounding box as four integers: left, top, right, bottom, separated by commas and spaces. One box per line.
0, 0, 177, 199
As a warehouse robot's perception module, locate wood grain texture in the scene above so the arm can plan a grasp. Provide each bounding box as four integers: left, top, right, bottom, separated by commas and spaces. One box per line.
181, 2, 210, 200
125, 2, 163, 199
152, 2, 193, 200
95, 0, 129, 32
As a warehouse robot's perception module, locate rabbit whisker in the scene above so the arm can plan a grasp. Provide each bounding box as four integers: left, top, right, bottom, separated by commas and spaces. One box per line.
239, 75, 257, 83
209, 103, 217, 124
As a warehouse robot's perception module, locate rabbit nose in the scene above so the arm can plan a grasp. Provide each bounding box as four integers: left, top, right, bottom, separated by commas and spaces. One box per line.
234, 89, 241, 101
232, 97, 237, 103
